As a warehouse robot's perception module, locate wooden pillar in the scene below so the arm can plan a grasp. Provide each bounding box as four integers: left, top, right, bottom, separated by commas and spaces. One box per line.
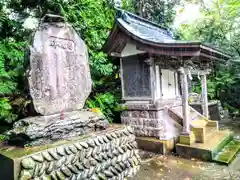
120, 58, 125, 99
201, 74, 209, 119
179, 67, 190, 134
145, 57, 156, 103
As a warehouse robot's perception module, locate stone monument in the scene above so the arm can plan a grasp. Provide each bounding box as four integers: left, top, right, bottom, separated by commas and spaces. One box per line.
0, 14, 140, 180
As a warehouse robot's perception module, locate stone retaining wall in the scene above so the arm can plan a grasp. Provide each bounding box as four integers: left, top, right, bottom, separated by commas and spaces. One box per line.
121, 103, 183, 140
121, 107, 165, 138
1, 126, 141, 180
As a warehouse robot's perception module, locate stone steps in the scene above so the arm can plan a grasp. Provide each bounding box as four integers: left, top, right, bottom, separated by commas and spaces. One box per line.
205, 126, 218, 138
213, 139, 240, 165
169, 105, 221, 146
176, 130, 233, 161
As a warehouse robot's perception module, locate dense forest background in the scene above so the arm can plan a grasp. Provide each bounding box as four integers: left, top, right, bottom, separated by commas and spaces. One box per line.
0, 0, 239, 134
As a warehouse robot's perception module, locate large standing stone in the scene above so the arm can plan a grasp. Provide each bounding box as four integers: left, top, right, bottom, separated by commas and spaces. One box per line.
27, 14, 92, 115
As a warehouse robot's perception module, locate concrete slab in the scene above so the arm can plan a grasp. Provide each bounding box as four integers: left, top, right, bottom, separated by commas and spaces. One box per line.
176, 130, 233, 161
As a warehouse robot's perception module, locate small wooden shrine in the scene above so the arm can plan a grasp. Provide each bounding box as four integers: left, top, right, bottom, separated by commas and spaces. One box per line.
103, 9, 240, 164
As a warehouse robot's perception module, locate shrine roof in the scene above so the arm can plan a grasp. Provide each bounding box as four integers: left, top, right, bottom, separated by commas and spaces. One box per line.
103, 8, 232, 61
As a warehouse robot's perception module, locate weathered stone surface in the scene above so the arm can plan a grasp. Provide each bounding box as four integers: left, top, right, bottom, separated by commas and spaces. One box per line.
48, 149, 59, 160
7, 110, 108, 146
121, 109, 166, 138
21, 158, 35, 169
26, 14, 92, 115
1, 126, 140, 180
42, 151, 52, 161
32, 154, 44, 163
19, 170, 32, 180
79, 141, 89, 149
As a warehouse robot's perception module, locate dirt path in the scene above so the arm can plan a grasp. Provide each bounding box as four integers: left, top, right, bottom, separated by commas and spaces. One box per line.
132, 121, 240, 180
132, 151, 240, 180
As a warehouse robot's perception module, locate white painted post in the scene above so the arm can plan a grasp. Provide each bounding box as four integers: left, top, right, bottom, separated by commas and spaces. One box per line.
201, 74, 209, 119
179, 67, 190, 134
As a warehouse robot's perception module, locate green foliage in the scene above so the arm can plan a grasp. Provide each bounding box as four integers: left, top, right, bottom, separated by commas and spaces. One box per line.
86, 92, 120, 122
0, 134, 7, 141
122, 0, 135, 12
179, 0, 240, 112
0, 0, 181, 124
0, 0, 135, 123
133, 0, 180, 27
0, 39, 26, 123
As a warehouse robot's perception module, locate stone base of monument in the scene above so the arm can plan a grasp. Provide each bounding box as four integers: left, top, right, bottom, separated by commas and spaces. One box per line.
0, 124, 141, 180
6, 110, 109, 147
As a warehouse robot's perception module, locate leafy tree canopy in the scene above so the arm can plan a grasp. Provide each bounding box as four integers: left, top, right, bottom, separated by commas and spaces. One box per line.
0, 0, 187, 124
178, 0, 240, 112
133, 0, 180, 27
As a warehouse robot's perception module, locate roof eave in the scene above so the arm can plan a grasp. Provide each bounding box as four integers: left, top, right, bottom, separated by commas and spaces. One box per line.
103, 19, 232, 61
200, 44, 232, 61
102, 20, 119, 54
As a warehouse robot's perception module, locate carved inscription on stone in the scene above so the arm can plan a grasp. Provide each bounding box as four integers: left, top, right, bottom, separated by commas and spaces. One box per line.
49, 36, 75, 52
27, 18, 92, 115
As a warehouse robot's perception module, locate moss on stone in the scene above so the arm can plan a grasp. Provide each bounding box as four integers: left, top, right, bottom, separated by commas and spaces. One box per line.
0, 125, 123, 159
213, 140, 240, 164
0, 135, 89, 159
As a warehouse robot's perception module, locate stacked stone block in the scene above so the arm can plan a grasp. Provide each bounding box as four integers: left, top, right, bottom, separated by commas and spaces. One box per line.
121, 104, 165, 138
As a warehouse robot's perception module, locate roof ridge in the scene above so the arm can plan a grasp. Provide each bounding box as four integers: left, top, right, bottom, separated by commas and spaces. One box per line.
114, 7, 171, 34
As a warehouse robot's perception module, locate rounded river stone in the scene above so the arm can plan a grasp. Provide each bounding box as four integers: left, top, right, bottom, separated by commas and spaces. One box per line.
61, 166, 72, 177
48, 149, 59, 160
69, 145, 78, 154
87, 139, 95, 148
74, 142, 82, 151
19, 170, 32, 180
79, 141, 89, 149
65, 146, 73, 155
21, 158, 35, 169
57, 147, 65, 156
97, 136, 104, 144
42, 151, 53, 161
81, 169, 89, 179
38, 162, 46, 176
31, 154, 44, 163
75, 162, 84, 171
56, 171, 66, 180
104, 170, 114, 177
50, 172, 58, 180
67, 164, 79, 174
102, 135, 109, 143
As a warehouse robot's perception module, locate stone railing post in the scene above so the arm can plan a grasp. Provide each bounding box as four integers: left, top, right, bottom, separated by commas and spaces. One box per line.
155, 99, 163, 139
201, 73, 209, 119
178, 67, 190, 135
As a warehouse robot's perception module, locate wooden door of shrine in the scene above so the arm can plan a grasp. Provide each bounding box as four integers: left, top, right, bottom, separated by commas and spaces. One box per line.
161, 69, 177, 100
